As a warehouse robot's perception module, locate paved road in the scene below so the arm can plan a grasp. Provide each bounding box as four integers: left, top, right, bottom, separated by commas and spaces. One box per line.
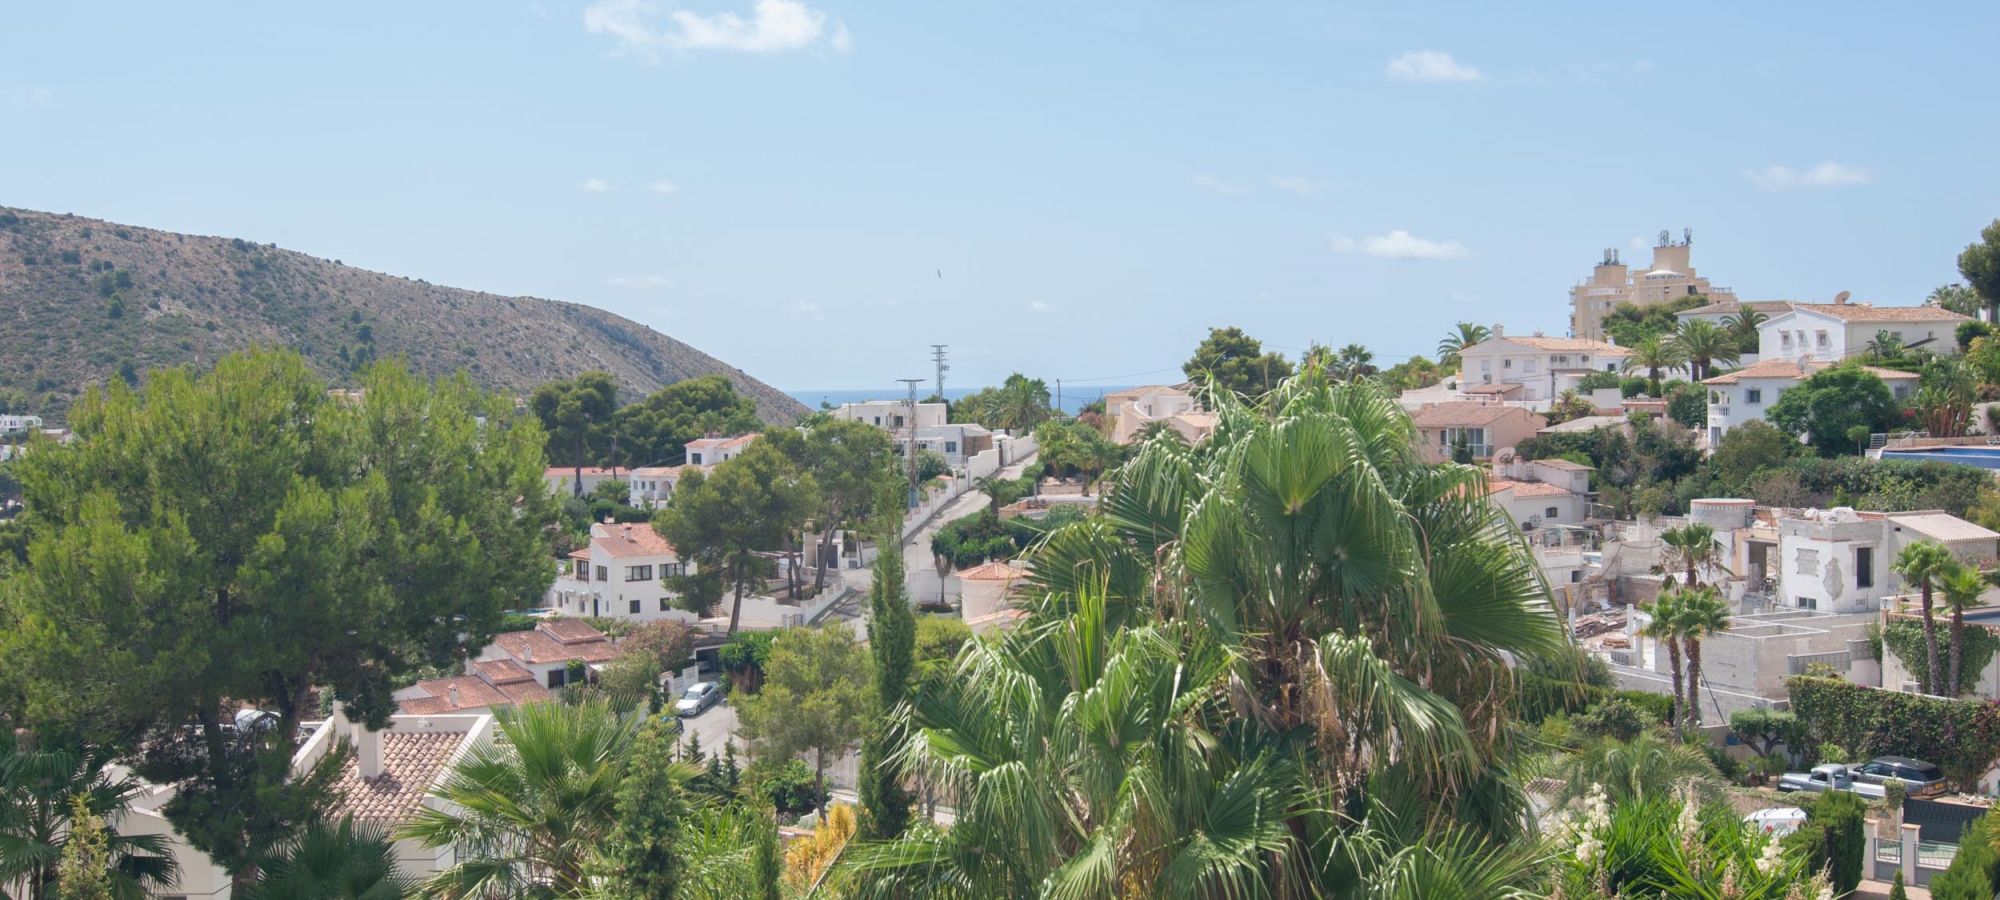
901, 454, 1037, 607
675, 699, 741, 757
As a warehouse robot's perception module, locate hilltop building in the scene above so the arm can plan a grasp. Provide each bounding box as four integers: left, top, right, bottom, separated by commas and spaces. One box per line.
1569, 230, 1737, 341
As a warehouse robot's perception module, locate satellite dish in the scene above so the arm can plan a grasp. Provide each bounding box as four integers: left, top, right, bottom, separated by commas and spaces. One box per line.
1834, 290, 1851, 305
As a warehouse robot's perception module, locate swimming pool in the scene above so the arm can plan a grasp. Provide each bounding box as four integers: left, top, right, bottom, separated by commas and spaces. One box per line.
1880, 446, 2000, 470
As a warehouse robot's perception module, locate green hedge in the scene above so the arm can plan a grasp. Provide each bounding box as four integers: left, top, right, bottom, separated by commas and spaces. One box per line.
1881, 617, 2000, 696
1787, 676, 2000, 787
1514, 671, 1675, 726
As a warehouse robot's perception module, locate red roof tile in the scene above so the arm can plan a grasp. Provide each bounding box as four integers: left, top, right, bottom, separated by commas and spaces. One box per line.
330, 731, 463, 823
591, 522, 677, 559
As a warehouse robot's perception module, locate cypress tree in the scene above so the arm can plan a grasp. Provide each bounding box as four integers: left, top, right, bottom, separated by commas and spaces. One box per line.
859, 477, 917, 839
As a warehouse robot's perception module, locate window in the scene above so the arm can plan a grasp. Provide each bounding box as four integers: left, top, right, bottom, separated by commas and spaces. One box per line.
944, 441, 957, 454
872, 416, 881, 426
626, 565, 653, 582
1781, 332, 1794, 350
1570, 570, 1582, 583
662, 563, 684, 578
661, 598, 671, 612
1815, 330, 1829, 349
892, 415, 905, 428
1503, 359, 1513, 369
595, 566, 608, 582
690, 453, 704, 465
629, 598, 641, 614
1855, 547, 1873, 588
1795, 549, 1819, 576
1606, 362, 1618, 372
1745, 388, 1762, 404
1546, 506, 1560, 519
548, 669, 566, 689
575, 560, 590, 580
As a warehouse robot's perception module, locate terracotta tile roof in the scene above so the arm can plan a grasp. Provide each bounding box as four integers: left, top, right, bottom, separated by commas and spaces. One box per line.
1889, 513, 2000, 544
1790, 303, 1971, 324
1530, 458, 1594, 471
957, 561, 1025, 581
1680, 299, 1797, 317
591, 522, 676, 559
630, 465, 685, 477
1410, 402, 1543, 428
566, 548, 590, 560
472, 659, 536, 684
538, 618, 610, 645
1490, 479, 1576, 499
1856, 365, 1921, 381
544, 466, 620, 478
331, 731, 463, 823
1538, 415, 1630, 434
1464, 382, 1523, 395
1701, 357, 1818, 385
687, 434, 760, 453
400, 677, 509, 715
1492, 335, 1628, 354
493, 626, 619, 665
1103, 385, 1190, 403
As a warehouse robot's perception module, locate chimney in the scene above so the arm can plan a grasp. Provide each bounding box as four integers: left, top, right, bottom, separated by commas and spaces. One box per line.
355, 724, 386, 779
1491, 324, 1504, 338
447, 684, 460, 709
523, 644, 534, 663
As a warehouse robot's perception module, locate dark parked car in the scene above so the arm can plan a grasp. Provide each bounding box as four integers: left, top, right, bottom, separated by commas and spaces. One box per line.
1852, 756, 1945, 796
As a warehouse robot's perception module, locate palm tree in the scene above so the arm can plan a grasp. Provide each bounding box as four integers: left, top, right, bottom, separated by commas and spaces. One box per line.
981, 374, 1053, 433
858, 373, 1564, 898
1916, 357, 1978, 438
1674, 586, 1732, 731
1552, 732, 1725, 806
1866, 330, 1908, 363
1639, 591, 1688, 734
1942, 565, 1985, 696
1658, 524, 1726, 587
0, 744, 178, 900
1893, 541, 1957, 694
1436, 322, 1491, 372
1667, 319, 1741, 381
1720, 307, 1769, 347
1333, 343, 1377, 380
1620, 335, 1687, 396
398, 701, 632, 900
247, 818, 410, 900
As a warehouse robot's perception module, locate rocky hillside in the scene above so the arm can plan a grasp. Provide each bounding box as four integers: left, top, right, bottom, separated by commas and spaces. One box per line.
0, 207, 806, 423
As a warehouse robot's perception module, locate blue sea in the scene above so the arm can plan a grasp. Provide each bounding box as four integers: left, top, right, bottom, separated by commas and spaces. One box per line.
787, 386, 1142, 416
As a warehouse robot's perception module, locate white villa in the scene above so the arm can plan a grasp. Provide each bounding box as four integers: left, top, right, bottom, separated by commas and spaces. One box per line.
831, 400, 993, 466
1701, 358, 1917, 445
1760, 299, 1968, 363
544, 521, 696, 623
1455, 327, 1630, 406
1103, 384, 1217, 445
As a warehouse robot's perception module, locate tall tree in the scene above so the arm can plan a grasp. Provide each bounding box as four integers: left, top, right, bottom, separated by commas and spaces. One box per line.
978, 374, 1054, 433
654, 439, 818, 633
611, 375, 762, 469
1668, 319, 1740, 381
530, 372, 620, 497
1332, 343, 1377, 380
734, 623, 874, 809
599, 719, 700, 900
1181, 326, 1294, 399
1673, 586, 1731, 731
1, 351, 556, 894
1640, 591, 1689, 734
1620, 335, 1688, 396
1892, 540, 1957, 694
1930, 283, 1982, 318
54, 799, 113, 900
1435, 322, 1492, 372
1720, 307, 1770, 354
1942, 564, 1984, 696
1957, 219, 2000, 322
398, 702, 632, 900
858, 484, 916, 839
763, 419, 893, 591
1659, 524, 1725, 587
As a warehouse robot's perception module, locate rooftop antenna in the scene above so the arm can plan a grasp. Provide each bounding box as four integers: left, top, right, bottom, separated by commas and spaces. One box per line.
930, 344, 949, 398
1683, 227, 1692, 246
897, 378, 925, 506
1658, 229, 1671, 248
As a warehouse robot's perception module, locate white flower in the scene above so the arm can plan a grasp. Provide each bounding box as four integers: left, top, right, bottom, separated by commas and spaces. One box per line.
1755, 833, 1784, 875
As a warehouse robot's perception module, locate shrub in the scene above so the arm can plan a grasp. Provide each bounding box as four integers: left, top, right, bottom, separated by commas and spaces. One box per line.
1577, 370, 1622, 392
1782, 790, 1866, 896
1789, 675, 2000, 788
1577, 696, 1650, 742
1928, 811, 2000, 900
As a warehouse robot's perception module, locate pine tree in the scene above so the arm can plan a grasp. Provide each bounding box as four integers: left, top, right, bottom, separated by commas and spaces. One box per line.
859, 477, 917, 839
1888, 867, 1907, 900
723, 740, 742, 793
752, 813, 782, 900
683, 731, 705, 765
601, 719, 692, 900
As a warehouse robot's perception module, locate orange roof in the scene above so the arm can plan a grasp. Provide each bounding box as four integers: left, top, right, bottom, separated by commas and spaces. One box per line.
1790, 303, 1970, 324
1492, 335, 1627, 354
538, 618, 610, 644
472, 658, 537, 684
398, 674, 556, 715
493, 625, 619, 665
957, 561, 1025, 581
330, 731, 463, 823
1489, 479, 1576, 499
544, 466, 620, 478
1704, 358, 1923, 386
591, 522, 676, 559
1411, 402, 1544, 428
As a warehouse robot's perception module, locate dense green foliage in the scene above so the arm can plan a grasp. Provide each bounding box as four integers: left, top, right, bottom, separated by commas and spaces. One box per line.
858, 486, 915, 839
654, 439, 817, 632
928, 510, 1040, 568
1766, 365, 1904, 456
1602, 295, 1712, 349
1788, 676, 2000, 786
1883, 616, 2000, 696
1928, 810, 2000, 900
1181, 326, 1294, 397
1780, 790, 1865, 896
734, 623, 874, 804
1551, 792, 1816, 899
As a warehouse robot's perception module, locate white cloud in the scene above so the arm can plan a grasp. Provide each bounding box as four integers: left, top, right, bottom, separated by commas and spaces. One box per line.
608, 275, 671, 287
584, 0, 849, 55
1385, 51, 1483, 83
582, 178, 611, 192
1329, 230, 1470, 260
1744, 161, 1874, 190
1269, 176, 1333, 197
1029, 300, 1056, 312
1192, 175, 1251, 196
647, 178, 680, 194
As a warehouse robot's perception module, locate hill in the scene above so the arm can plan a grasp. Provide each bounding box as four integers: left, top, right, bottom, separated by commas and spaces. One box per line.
0, 207, 807, 423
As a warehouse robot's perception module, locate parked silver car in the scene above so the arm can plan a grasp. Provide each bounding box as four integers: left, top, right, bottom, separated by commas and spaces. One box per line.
674, 681, 723, 717
1777, 763, 1886, 799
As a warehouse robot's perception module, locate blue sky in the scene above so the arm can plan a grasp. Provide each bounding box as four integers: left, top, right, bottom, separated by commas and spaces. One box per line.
5, 2, 1998, 392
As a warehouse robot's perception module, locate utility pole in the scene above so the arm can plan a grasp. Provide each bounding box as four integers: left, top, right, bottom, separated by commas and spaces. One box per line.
930, 344, 949, 398
1056, 379, 1063, 420
897, 378, 925, 507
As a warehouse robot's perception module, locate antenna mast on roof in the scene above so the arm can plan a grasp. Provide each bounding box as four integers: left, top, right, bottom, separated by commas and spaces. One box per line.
930, 344, 949, 398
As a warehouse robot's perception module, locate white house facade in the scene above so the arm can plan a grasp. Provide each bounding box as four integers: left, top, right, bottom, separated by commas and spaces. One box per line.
1759, 301, 1969, 363
544, 522, 698, 623
832, 400, 948, 432
1456, 328, 1629, 405
1702, 358, 1919, 446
